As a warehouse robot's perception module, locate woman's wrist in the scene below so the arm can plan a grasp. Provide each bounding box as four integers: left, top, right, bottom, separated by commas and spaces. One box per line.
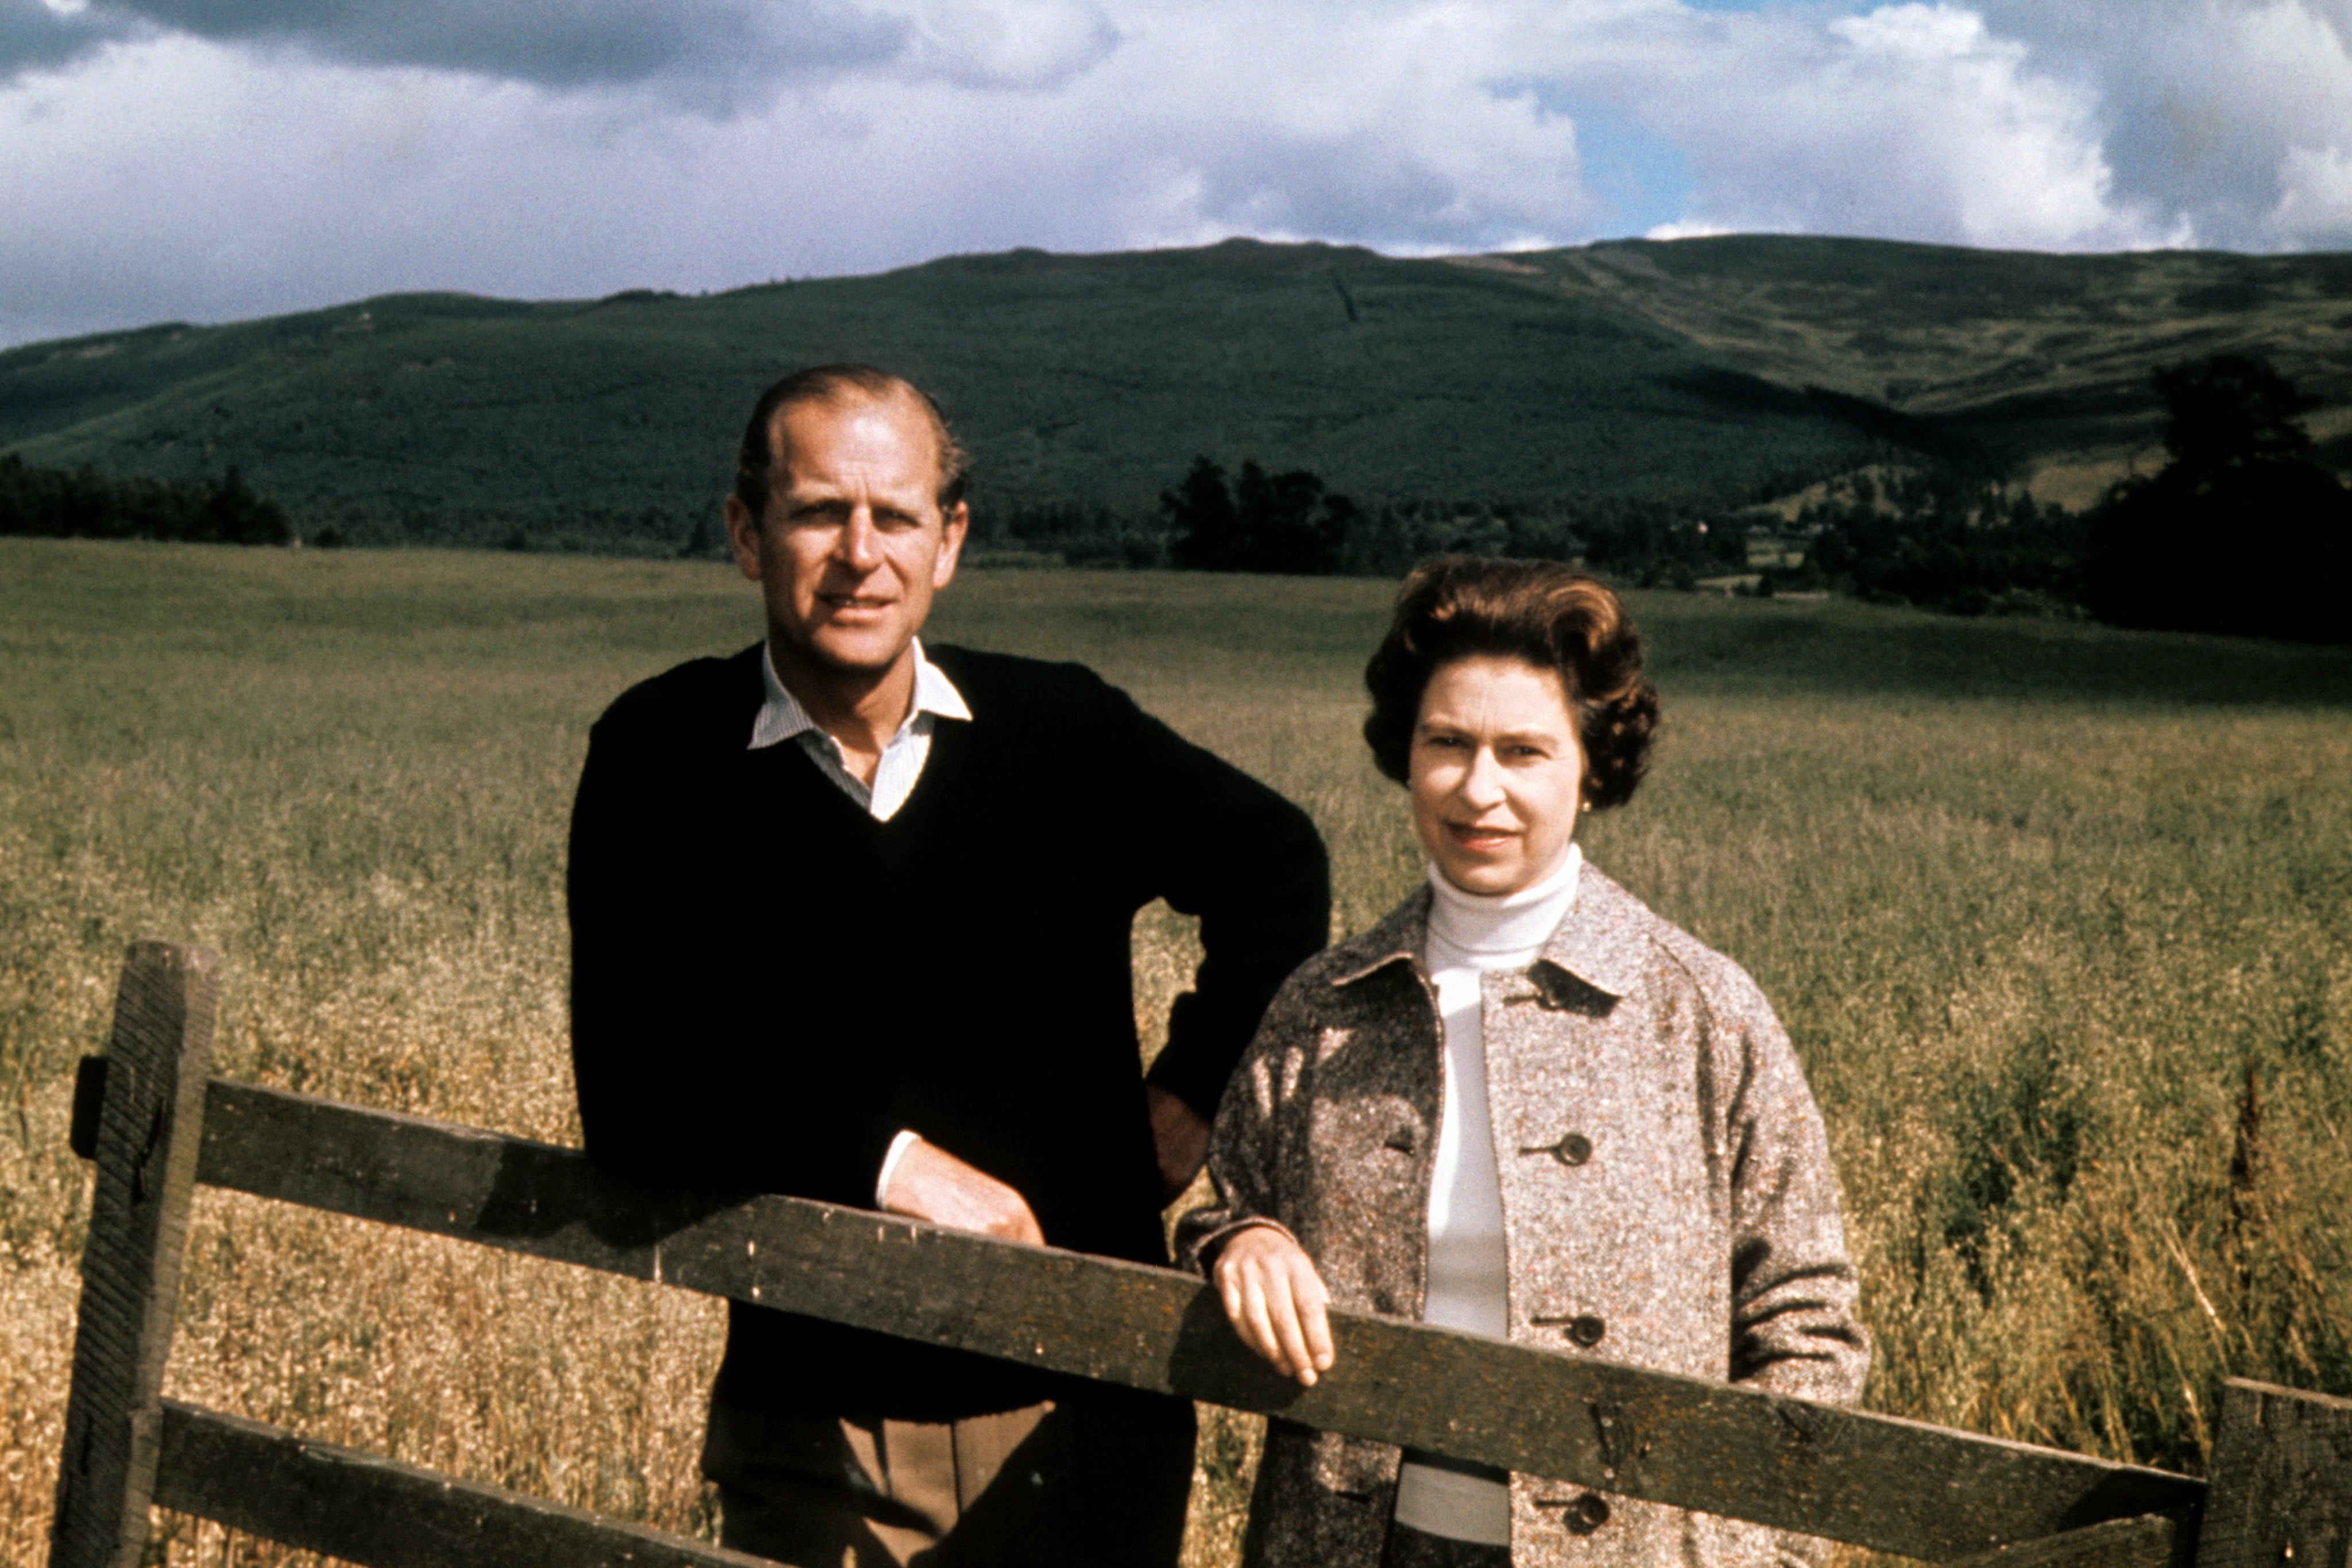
1202, 1216, 1298, 1274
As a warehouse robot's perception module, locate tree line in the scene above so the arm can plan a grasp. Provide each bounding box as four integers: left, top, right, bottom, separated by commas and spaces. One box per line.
984, 459, 1747, 582
11, 350, 2343, 644
0, 455, 293, 546
1127, 355, 2345, 644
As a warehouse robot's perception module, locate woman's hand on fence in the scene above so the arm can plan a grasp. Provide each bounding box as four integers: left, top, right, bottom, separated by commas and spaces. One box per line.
879, 1137, 1046, 1245
1214, 1224, 1336, 1386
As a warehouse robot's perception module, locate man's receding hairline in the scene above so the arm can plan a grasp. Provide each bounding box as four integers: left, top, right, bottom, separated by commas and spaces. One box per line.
760, 383, 950, 502
732, 362, 968, 522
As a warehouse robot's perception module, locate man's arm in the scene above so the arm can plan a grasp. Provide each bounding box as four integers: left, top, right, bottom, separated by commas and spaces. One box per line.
1109, 687, 1332, 1168
1147, 1083, 1213, 1205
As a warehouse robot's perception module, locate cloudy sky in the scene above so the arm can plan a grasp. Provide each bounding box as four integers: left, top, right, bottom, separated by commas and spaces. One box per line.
5, 0, 2350, 347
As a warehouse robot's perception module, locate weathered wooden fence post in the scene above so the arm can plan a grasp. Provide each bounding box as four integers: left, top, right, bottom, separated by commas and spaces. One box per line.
49, 942, 220, 1568
2192, 1377, 2352, 1568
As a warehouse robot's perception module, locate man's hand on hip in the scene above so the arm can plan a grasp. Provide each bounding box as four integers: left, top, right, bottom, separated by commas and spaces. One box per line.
879, 1137, 1046, 1245
1147, 1084, 1214, 1206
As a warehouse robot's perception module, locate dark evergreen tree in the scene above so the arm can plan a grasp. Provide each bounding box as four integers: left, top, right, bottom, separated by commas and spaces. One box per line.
192, 466, 292, 544
1164, 456, 1351, 574
1163, 456, 1239, 570
2155, 354, 2315, 479
2086, 355, 2349, 642
1232, 460, 1347, 574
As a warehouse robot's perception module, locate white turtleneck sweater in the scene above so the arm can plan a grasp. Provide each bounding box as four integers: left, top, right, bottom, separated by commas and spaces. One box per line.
1392, 842, 1583, 1546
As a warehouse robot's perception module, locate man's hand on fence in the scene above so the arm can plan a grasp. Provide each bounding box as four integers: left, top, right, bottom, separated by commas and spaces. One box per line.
879, 1137, 1046, 1245
1213, 1224, 1335, 1387
1147, 1085, 1213, 1205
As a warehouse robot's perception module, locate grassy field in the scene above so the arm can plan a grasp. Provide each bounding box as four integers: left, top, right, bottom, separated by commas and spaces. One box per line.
3, 538, 2351, 1563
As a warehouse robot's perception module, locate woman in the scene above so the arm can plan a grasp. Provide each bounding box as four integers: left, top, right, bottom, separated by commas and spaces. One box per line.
1177, 557, 1869, 1568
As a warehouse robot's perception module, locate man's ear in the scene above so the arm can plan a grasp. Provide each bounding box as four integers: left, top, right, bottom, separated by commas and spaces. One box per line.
724, 496, 763, 582
933, 501, 969, 590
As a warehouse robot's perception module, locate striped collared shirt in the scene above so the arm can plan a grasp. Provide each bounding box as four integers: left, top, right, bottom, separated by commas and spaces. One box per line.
748, 638, 971, 822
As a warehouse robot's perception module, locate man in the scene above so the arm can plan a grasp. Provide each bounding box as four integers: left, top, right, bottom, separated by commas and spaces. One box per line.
567, 365, 1330, 1566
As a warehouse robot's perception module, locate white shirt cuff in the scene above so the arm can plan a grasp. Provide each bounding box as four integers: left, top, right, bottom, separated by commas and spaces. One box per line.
875, 1129, 923, 1210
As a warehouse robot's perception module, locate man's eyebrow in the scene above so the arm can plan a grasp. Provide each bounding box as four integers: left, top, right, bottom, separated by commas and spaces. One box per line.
780, 493, 926, 522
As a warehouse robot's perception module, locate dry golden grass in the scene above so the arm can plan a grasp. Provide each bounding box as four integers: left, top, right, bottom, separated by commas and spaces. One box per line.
3, 539, 2350, 1564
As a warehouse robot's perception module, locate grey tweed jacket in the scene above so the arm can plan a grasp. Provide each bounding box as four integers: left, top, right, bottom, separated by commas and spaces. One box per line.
1175, 866, 1870, 1568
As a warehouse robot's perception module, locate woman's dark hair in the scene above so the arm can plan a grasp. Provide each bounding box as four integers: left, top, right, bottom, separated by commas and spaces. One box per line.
1363, 556, 1659, 810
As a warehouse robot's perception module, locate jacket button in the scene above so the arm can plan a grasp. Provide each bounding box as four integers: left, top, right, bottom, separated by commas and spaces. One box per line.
1566, 1315, 1606, 1347
1558, 1133, 1592, 1165
1541, 1492, 1612, 1535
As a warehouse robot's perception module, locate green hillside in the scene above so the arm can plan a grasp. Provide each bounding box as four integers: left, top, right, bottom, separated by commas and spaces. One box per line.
3, 237, 2347, 550
1495, 238, 2352, 505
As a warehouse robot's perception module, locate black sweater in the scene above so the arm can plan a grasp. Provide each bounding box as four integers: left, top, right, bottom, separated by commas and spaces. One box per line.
568, 642, 1330, 1415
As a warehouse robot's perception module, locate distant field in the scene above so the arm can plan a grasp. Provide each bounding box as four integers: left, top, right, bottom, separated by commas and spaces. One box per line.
4, 539, 2351, 1565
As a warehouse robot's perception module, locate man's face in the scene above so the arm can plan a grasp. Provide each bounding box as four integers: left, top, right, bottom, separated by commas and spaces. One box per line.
725, 392, 968, 684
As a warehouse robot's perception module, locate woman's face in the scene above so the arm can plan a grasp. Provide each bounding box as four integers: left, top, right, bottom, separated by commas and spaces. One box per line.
1409, 655, 1587, 896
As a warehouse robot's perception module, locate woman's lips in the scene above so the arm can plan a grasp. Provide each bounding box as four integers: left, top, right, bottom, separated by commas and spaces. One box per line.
1446, 821, 1517, 852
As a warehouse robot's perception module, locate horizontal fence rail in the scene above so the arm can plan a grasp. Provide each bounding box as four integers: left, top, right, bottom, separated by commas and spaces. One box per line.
153, 1401, 774, 1568
185, 1073, 2200, 1562
64, 943, 2352, 1568
1939, 1516, 2188, 1568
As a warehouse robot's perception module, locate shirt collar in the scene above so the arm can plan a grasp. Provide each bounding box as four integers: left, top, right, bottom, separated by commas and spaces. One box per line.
909, 641, 973, 724
749, 637, 970, 750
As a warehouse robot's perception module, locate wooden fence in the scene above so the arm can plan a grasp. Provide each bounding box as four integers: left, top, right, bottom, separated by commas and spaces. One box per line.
47, 942, 2352, 1567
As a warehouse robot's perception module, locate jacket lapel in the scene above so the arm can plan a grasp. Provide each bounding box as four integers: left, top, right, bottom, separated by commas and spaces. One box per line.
1532, 865, 1650, 1003
1327, 886, 1432, 989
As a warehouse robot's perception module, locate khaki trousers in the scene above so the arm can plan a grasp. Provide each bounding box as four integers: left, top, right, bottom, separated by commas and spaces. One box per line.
703, 1390, 1195, 1567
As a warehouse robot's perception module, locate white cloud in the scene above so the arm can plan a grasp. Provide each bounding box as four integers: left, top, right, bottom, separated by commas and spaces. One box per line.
1593, 2, 2181, 250
12, 0, 1132, 100
2270, 142, 2352, 241
1831, 4, 2169, 246
1971, 0, 2352, 248
0, 7, 1607, 345
5, 0, 2350, 348
897, 0, 1121, 90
